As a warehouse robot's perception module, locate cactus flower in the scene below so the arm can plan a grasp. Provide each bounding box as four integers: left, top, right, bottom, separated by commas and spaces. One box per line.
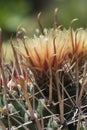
20, 28, 87, 71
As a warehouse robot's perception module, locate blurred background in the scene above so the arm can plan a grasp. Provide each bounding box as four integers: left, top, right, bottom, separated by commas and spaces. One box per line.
0, 0, 87, 41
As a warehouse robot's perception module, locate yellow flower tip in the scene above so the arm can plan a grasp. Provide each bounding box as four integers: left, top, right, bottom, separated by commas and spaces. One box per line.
19, 28, 87, 70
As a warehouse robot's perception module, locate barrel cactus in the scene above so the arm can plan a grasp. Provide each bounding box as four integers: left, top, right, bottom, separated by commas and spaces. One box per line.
0, 9, 87, 130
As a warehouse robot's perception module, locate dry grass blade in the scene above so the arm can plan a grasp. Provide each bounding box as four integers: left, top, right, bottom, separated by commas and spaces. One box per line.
49, 62, 53, 103
10, 38, 21, 75
37, 12, 44, 35
56, 71, 64, 124
53, 8, 58, 29
75, 58, 79, 106
77, 108, 81, 130
20, 75, 42, 130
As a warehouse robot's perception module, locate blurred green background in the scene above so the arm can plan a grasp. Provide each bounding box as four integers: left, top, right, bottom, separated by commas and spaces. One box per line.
0, 0, 87, 41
